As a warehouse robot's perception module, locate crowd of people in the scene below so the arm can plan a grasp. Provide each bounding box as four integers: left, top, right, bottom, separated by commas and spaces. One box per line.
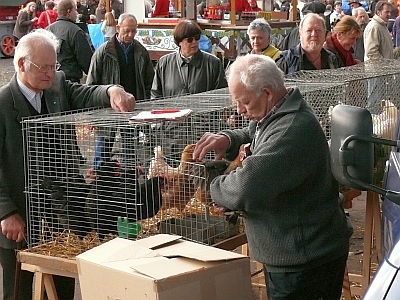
2, 0, 400, 300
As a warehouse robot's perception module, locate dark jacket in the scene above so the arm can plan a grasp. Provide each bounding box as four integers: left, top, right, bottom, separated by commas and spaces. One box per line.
211, 87, 352, 271
151, 50, 227, 99
87, 34, 154, 100
0, 72, 112, 249
47, 16, 93, 81
275, 44, 338, 75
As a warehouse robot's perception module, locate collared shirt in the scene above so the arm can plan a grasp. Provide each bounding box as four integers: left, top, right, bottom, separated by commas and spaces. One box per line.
16, 76, 42, 112
116, 35, 135, 63
300, 47, 333, 70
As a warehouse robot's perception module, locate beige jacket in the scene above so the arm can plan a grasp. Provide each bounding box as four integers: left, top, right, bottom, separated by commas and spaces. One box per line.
364, 15, 394, 61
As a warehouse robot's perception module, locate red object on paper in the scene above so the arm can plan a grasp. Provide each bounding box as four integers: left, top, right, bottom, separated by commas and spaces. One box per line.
151, 109, 180, 114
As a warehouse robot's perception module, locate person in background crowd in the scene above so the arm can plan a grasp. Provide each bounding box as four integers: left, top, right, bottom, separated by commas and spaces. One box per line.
387, 0, 398, 33
280, 1, 326, 50
330, 1, 344, 26
393, 15, 400, 47
352, 6, 369, 61
280, 0, 290, 12
152, 19, 227, 98
276, 13, 338, 74
364, 0, 394, 60
145, 0, 153, 17
87, 13, 154, 170
325, 4, 333, 31
95, 0, 106, 23
324, 15, 361, 66
273, 0, 280, 11
229, 0, 252, 13
76, 0, 90, 32
47, 0, 93, 82
152, 0, 169, 17
37, 0, 58, 28
364, 0, 394, 108
13, 2, 38, 41
111, 0, 122, 19
370, 0, 380, 15
0, 28, 135, 300
151, 19, 227, 162
87, 0, 98, 15
101, 11, 117, 41
248, 18, 281, 60
192, 54, 352, 300
249, 0, 262, 11
36, 0, 46, 16
348, 0, 362, 13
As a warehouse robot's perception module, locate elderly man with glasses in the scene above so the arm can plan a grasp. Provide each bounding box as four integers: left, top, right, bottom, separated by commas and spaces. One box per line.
0, 29, 135, 300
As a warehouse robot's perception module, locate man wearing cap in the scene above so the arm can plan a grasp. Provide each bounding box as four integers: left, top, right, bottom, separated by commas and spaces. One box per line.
280, 1, 327, 50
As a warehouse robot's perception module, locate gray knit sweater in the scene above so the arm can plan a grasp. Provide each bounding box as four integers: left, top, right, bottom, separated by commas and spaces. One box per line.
211, 87, 352, 272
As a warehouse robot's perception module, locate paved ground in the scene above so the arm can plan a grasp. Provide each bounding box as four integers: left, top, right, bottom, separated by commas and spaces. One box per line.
0, 56, 367, 299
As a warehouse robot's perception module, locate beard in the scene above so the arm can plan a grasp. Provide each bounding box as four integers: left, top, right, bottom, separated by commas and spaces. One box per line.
304, 40, 322, 51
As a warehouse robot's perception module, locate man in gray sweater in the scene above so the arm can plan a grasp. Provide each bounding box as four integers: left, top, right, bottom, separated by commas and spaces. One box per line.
193, 54, 352, 300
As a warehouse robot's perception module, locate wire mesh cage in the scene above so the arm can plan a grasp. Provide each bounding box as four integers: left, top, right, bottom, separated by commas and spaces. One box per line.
285, 59, 400, 141
22, 88, 248, 256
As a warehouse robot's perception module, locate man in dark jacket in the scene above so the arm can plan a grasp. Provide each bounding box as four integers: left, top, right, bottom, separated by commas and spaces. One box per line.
276, 13, 338, 75
87, 13, 154, 170
47, 0, 93, 82
193, 54, 351, 300
76, 0, 90, 33
281, 1, 326, 50
0, 29, 134, 300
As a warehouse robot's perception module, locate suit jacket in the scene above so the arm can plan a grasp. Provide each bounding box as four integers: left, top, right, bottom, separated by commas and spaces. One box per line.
0, 71, 111, 249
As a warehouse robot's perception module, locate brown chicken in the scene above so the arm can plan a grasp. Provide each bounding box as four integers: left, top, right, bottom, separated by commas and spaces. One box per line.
147, 144, 200, 210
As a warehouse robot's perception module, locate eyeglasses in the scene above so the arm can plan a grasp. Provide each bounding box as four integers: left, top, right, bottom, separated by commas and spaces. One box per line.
185, 35, 201, 43
25, 58, 61, 72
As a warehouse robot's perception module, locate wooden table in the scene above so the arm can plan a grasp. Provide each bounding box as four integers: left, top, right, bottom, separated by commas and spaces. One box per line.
16, 233, 248, 300
17, 252, 78, 300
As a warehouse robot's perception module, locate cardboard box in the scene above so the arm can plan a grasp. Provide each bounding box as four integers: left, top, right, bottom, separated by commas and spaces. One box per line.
76, 234, 252, 300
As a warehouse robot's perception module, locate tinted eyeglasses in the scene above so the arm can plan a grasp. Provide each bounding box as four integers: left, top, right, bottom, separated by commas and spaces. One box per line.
185, 34, 201, 43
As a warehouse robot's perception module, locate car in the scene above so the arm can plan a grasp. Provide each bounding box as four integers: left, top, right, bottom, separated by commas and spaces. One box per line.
330, 104, 400, 300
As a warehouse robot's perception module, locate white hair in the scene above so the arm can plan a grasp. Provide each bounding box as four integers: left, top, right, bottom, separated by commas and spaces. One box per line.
13, 29, 59, 72
299, 12, 326, 31
226, 54, 285, 96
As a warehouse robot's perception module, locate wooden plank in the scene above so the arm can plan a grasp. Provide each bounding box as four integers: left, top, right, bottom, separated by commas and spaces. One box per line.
21, 263, 78, 279
33, 272, 45, 300
17, 251, 78, 274
43, 274, 58, 300
212, 232, 247, 250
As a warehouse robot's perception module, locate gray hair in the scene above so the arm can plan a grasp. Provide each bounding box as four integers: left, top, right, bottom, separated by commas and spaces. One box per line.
118, 13, 137, 25
13, 29, 59, 72
226, 54, 285, 97
247, 18, 272, 37
299, 13, 326, 32
352, 7, 369, 20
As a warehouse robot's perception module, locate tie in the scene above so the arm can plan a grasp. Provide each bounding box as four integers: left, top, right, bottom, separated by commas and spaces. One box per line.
35, 93, 41, 113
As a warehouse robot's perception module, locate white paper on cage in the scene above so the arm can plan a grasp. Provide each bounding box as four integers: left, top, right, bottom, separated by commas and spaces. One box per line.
130, 109, 193, 122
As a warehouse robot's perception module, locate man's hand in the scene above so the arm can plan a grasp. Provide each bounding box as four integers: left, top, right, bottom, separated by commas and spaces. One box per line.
0, 213, 26, 243
108, 86, 136, 112
193, 133, 230, 161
